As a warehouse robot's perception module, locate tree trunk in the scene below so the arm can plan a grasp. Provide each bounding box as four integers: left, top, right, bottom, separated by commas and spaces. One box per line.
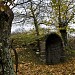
30, 1, 41, 53
34, 19, 41, 52
60, 29, 67, 48
0, 12, 14, 75
1, 41, 15, 75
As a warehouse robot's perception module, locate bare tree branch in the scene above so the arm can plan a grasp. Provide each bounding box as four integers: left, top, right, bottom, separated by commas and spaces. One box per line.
11, 0, 30, 9
12, 20, 25, 24
67, 12, 74, 23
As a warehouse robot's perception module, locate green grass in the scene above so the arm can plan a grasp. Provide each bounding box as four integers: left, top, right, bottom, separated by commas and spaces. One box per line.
17, 48, 43, 64
10, 32, 44, 48
68, 50, 75, 57
10, 32, 36, 47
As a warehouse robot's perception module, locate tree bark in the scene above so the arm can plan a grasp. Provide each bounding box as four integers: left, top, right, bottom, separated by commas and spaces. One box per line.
30, 1, 41, 52
58, 0, 68, 49
60, 29, 67, 48
0, 11, 14, 75
0, 27, 15, 75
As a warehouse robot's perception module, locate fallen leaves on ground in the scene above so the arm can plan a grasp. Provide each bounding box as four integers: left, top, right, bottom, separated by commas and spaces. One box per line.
13, 48, 75, 75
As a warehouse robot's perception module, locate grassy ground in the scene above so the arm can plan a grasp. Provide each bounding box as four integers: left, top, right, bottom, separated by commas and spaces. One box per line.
13, 48, 75, 75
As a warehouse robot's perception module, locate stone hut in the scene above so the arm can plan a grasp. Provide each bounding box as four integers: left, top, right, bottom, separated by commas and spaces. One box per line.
40, 32, 65, 64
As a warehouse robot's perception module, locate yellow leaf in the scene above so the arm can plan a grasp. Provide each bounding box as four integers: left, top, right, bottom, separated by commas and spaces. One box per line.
0, 7, 4, 11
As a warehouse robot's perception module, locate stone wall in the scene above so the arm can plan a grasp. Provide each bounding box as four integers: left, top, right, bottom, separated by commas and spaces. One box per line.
40, 33, 65, 64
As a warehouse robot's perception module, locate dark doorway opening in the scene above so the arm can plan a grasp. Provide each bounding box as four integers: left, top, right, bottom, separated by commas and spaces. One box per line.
46, 33, 64, 64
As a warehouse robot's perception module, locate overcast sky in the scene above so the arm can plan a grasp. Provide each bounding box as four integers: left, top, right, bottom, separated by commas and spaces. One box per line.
11, 0, 75, 34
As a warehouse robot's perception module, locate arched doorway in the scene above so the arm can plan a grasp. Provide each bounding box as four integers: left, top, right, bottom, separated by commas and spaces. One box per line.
46, 33, 64, 64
